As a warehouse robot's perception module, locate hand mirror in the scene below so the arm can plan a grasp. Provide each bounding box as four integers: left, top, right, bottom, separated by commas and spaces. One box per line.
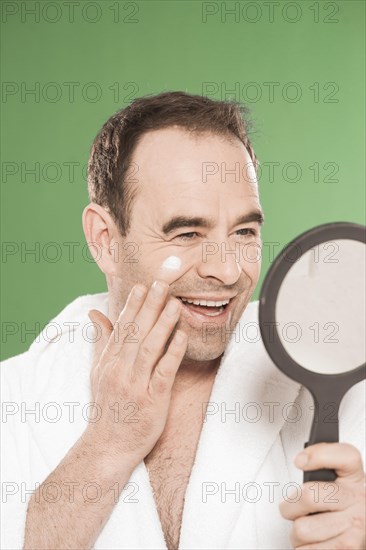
259, 222, 366, 482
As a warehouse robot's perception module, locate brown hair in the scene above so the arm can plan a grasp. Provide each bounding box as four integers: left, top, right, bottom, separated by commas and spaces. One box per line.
87, 91, 259, 236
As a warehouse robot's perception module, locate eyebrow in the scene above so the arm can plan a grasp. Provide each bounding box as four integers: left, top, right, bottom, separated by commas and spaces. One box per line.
161, 209, 264, 235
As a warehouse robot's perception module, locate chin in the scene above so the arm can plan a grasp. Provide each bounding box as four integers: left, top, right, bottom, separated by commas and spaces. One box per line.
184, 339, 226, 362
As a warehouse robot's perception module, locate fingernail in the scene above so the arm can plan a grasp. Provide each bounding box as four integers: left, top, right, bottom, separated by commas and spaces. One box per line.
295, 452, 308, 468
165, 299, 180, 317
152, 280, 167, 295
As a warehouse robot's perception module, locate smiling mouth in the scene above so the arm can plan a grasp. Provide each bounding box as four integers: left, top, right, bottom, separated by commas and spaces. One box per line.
176, 296, 232, 317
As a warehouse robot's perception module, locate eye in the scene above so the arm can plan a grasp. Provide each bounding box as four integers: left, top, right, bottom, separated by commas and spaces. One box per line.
235, 228, 258, 237
174, 232, 200, 241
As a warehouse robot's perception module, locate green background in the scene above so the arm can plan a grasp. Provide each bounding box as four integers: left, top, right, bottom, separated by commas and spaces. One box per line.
1, 0, 365, 360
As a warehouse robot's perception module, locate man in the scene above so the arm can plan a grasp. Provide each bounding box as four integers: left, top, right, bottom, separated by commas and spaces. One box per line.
1, 91, 365, 549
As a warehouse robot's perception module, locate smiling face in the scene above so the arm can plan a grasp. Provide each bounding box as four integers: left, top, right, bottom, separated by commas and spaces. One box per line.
108, 126, 264, 361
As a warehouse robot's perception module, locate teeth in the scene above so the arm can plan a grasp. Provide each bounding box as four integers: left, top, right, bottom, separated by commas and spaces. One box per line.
203, 308, 224, 317
180, 298, 230, 307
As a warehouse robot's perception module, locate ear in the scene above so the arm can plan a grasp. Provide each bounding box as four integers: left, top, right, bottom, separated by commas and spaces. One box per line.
82, 202, 121, 276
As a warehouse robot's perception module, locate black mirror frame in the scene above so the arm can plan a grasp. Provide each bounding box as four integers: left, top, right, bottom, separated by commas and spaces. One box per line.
259, 221, 366, 482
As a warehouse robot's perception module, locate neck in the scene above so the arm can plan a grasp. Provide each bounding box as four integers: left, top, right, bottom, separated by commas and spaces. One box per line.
171, 355, 222, 395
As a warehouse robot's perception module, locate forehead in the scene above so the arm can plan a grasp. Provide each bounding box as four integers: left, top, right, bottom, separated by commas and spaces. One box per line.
130, 127, 260, 221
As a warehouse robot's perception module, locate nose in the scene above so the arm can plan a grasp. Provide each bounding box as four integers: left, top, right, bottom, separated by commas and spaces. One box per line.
196, 240, 242, 285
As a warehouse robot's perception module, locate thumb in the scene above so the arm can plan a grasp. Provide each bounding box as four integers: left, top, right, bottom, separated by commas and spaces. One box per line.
88, 309, 113, 369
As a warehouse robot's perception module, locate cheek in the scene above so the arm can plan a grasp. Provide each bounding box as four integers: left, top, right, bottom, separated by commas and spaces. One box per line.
240, 241, 262, 281
127, 244, 199, 285
155, 252, 196, 284
160, 255, 182, 271
250, 258, 262, 281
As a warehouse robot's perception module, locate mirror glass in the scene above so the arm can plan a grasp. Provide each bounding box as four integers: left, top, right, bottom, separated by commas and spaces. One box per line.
275, 239, 366, 374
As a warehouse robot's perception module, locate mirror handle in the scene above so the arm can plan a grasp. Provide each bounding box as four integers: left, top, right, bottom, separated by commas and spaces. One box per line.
303, 393, 340, 483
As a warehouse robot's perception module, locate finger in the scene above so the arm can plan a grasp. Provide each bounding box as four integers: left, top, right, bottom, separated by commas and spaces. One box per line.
88, 285, 147, 387
121, 280, 170, 368
88, 309, 113, 369
132, 297, 182, 385
290, 509, 350, 547
294, 443, 365, 483
111, 284, 148, 348
280, 481, 348, 519
149, 330, 188, 396
97, 284, 148, 365
295, 529, 364, 550
88, 309, 114, 401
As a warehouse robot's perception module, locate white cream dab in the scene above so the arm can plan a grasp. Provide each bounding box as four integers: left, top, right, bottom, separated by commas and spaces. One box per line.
160, 255, 182, 271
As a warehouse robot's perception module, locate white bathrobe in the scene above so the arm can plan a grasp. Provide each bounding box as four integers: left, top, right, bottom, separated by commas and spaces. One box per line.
1, 293, 365, 550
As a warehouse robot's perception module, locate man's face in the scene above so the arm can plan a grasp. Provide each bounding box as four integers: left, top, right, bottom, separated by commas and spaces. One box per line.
111, 126, 263, 361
